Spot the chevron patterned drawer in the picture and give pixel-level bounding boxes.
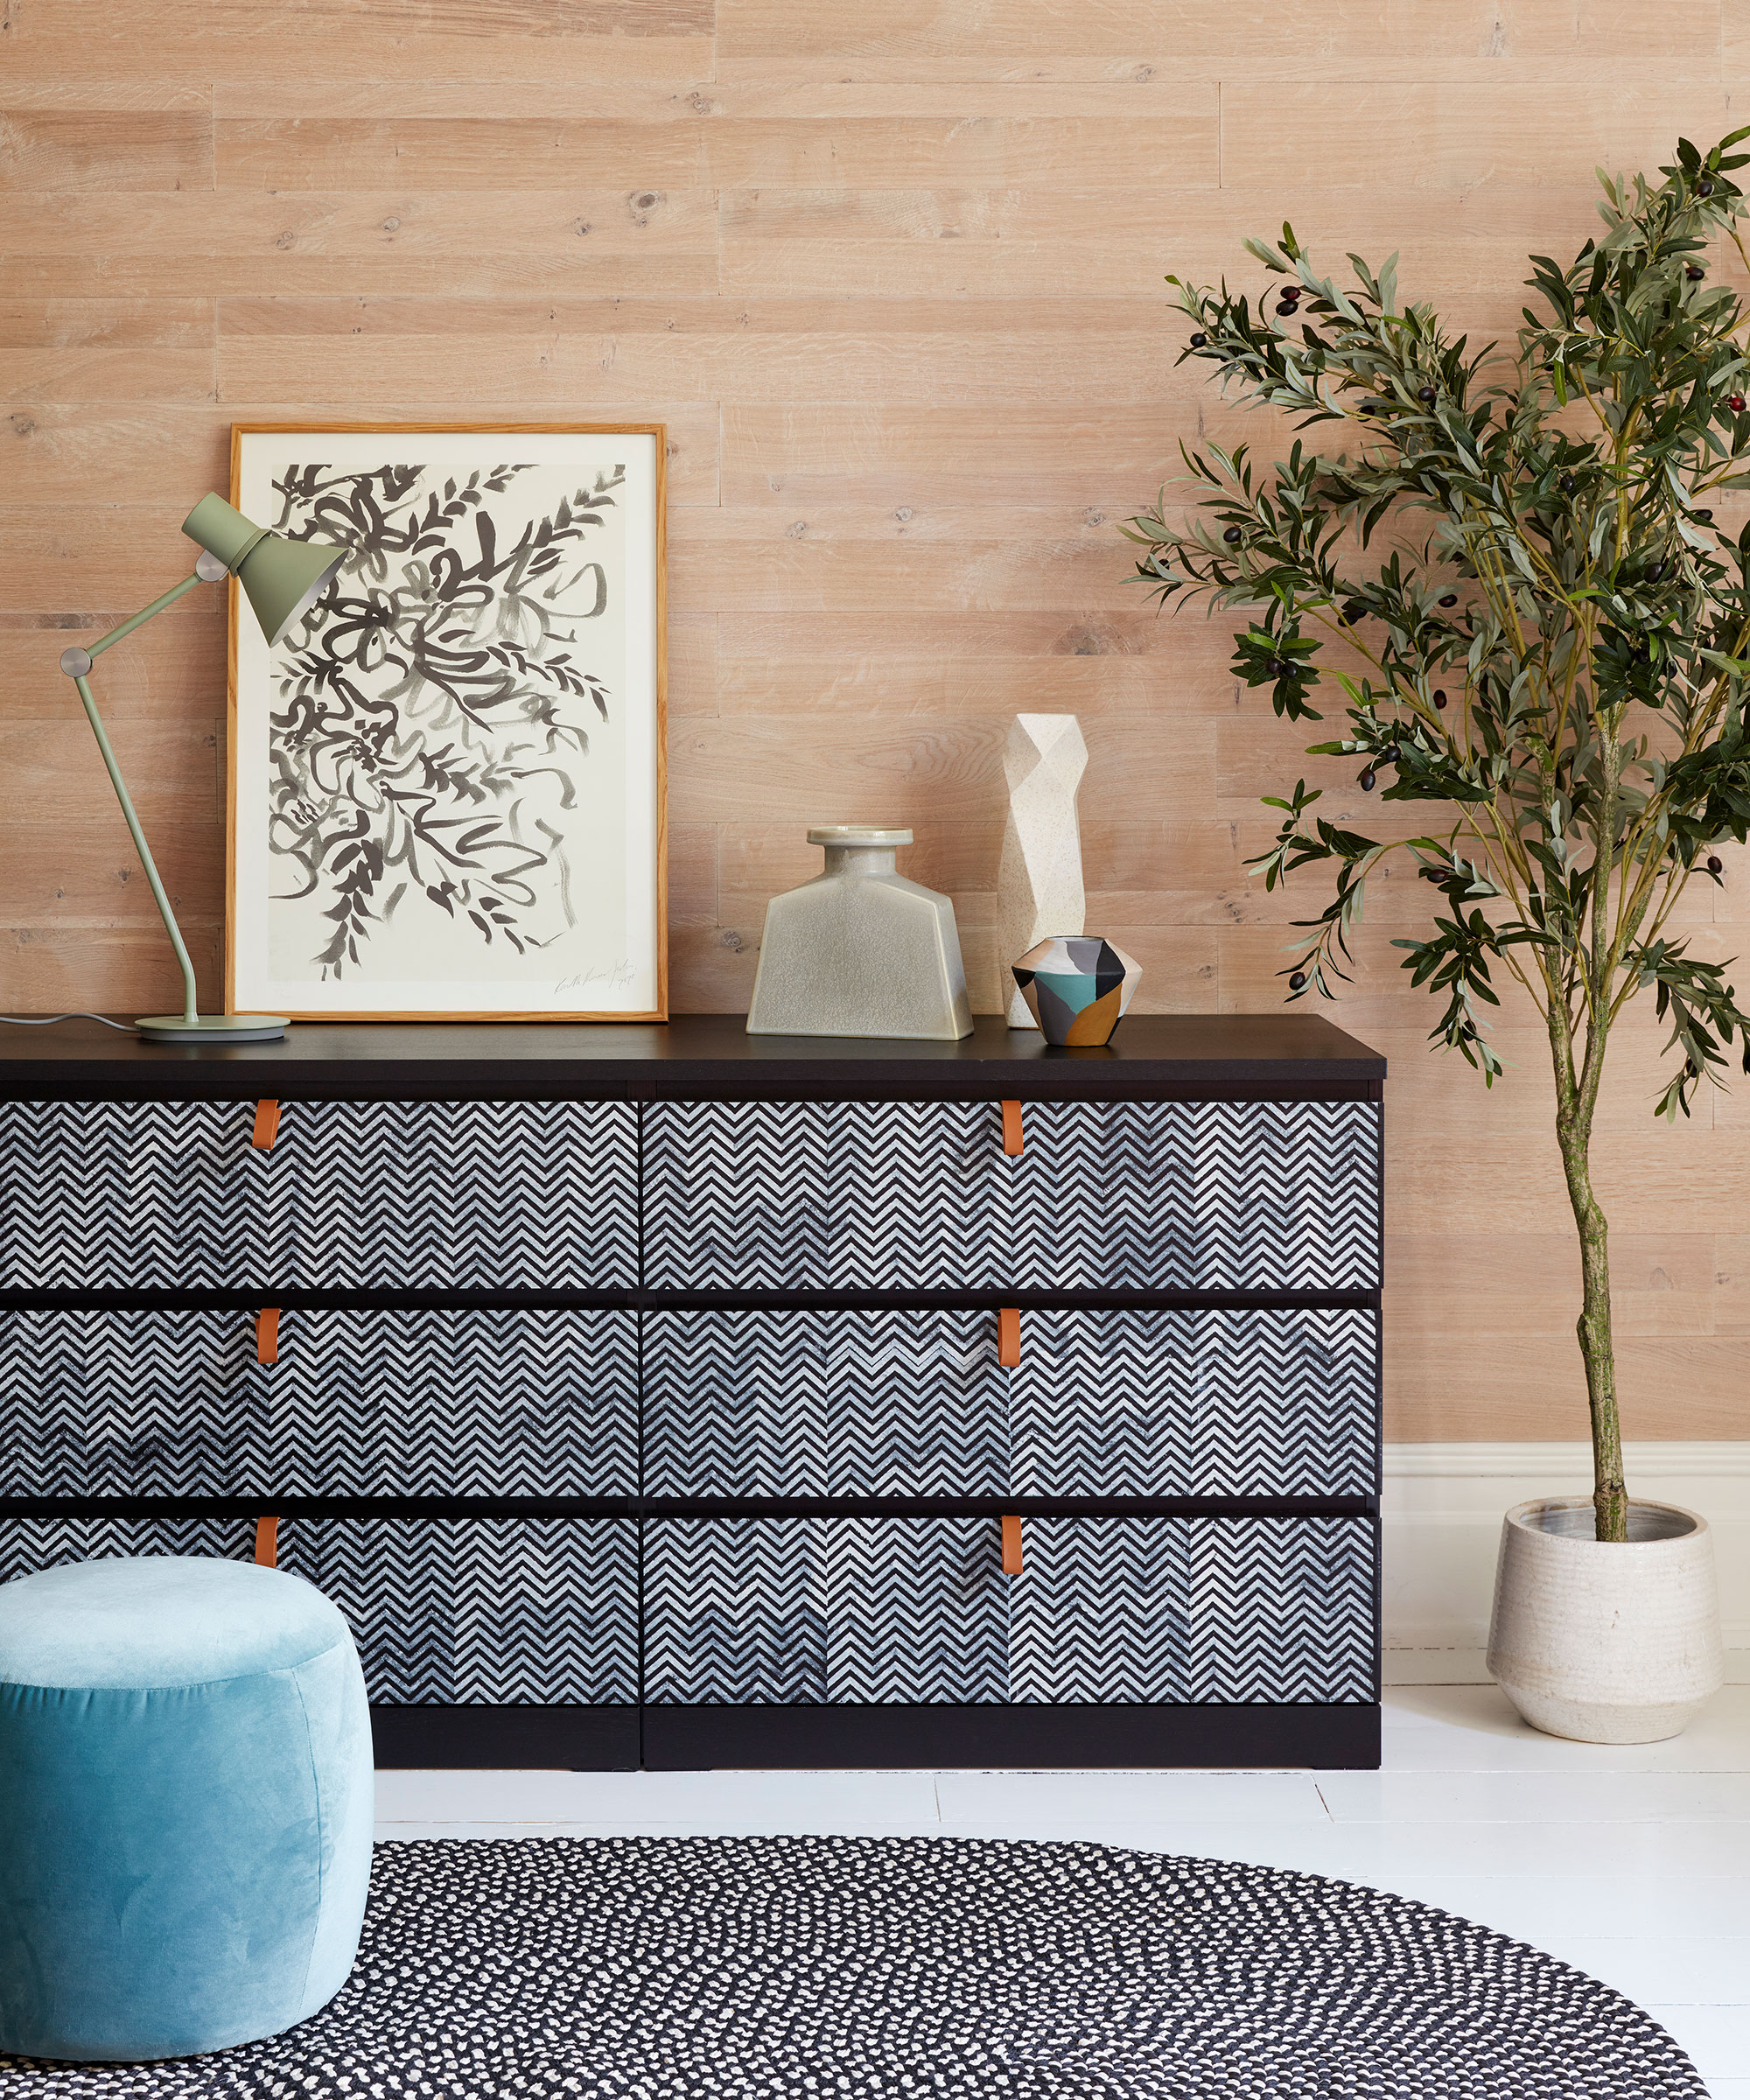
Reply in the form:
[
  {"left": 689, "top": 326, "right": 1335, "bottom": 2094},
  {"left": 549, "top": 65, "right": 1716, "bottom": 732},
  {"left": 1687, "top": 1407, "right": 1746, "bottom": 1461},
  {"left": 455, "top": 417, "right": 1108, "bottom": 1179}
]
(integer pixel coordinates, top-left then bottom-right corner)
[
  {"left": 0, "top": 1306, "right": 637, "bottom": 1497},
  {"left": 1008, "top": 1516, "right": 1376, "bottom": 1704},
  {"left": 1009, "top": 1306, "right": 1377, "bottom": 1496},
  {"left": 644, "top": 1308, "right": 1009, "bottom": 1496},
  {"left": 641, "top": 1099, "right": 1381, "bottom": 1289},
  {"left": 0, "top": 1099, "right": 637, "bottom": 1288},
  {"left": 644, "top": 1517, "right": 1009, "bottom": 1703},
  {"left": 276, "top": 1518, "right": 638, "bottom": 1704},
  {"left": 642, "top": 1516, "right": 1373, "bottom": 1706},
  {"left": 643, "top": 1305, "right": 1375, "bottom": 1497},
  {"left": 0, "top": 1516, "right": 639, "bottom": 1705}
]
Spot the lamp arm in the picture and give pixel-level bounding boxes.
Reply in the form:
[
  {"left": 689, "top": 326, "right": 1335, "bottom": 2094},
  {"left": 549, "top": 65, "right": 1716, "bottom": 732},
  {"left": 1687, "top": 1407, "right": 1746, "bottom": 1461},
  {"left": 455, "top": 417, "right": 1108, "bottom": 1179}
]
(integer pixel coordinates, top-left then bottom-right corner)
[
  {"left": 61, "top": 564, "right": 220, "bottom": 1030},
  {"left": 88, "top": 569, "right": 208, "bottom": 662}
]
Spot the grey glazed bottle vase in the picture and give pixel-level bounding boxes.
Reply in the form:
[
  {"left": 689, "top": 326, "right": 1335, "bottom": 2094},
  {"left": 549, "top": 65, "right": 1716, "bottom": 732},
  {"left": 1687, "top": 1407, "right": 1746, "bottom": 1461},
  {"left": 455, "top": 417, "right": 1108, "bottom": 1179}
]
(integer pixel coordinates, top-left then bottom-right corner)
[{"left": 746, "top": 828, "right": 974, "bottom": 1040}]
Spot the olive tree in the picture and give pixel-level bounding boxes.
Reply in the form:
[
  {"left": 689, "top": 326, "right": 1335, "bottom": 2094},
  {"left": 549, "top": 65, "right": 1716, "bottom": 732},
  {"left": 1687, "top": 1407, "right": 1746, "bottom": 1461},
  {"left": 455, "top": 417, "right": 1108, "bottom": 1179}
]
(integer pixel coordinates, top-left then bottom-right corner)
[{"left": 1124, "top": 132, "right": 1750, "bottom": 1541}]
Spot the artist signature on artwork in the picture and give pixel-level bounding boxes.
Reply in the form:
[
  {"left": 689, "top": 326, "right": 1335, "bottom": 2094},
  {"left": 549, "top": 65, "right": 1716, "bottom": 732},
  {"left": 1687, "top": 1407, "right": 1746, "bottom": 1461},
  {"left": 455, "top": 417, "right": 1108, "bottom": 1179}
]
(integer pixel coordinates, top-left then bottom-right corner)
[{"left": 554, "top": 962, "right": 636, "bottom": 992}]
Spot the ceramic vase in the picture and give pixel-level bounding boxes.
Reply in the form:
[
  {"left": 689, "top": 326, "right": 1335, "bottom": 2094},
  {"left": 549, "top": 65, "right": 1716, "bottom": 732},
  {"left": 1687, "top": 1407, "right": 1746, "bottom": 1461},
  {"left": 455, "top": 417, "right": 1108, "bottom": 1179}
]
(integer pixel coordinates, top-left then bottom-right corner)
[
  {"left": 746, "top": 827, "right": 974, "bottom": 1040},
  {"left": 997, "top": 715, "right": 1088, "bottom": 1026},
  {"left": 1011, "top": 935, "right": 1142, "bottom": 1046},
  {"left": 1486, "top": 1496, "right": 1724, "bottom": 1743}
]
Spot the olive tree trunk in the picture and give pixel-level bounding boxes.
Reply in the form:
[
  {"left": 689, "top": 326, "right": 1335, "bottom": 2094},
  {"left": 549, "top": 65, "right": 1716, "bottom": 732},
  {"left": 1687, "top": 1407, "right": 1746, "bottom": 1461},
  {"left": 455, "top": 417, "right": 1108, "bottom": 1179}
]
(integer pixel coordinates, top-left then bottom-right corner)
[{"left": 1550, "top": 1005, "right": 1628, "bottom": 1543}]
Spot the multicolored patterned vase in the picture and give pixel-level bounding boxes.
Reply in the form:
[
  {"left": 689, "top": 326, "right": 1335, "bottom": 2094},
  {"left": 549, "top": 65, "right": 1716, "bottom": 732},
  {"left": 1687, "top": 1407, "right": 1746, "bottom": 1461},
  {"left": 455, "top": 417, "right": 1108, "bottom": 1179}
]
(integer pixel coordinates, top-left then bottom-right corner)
[{"left": 1011, "top": 935, "right": 1142, "bottom": 1046}]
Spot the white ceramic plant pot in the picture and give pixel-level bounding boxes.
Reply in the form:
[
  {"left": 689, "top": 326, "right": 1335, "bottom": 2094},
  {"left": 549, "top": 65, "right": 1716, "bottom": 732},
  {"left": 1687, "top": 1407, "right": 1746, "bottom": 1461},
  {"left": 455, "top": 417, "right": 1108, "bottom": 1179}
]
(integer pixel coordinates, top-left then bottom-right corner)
[{"left": 1486, "top": 1497, "right": 1724, "bottom": 1744}]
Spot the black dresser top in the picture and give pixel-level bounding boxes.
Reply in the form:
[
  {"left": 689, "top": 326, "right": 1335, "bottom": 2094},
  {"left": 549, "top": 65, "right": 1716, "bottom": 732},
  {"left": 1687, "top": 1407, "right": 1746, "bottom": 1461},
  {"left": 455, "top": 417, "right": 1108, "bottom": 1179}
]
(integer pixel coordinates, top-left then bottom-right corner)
[{"left": 0, "top": 1013, "right": 1383, "bottom": 1102}]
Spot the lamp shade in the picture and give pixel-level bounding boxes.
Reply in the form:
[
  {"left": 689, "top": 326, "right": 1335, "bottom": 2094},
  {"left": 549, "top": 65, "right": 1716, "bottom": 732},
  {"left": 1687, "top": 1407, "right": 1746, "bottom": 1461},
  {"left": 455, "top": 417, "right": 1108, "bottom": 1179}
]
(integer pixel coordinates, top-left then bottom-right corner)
[{"left": 181, "top": 494, "right": 344, "bottom": 647}]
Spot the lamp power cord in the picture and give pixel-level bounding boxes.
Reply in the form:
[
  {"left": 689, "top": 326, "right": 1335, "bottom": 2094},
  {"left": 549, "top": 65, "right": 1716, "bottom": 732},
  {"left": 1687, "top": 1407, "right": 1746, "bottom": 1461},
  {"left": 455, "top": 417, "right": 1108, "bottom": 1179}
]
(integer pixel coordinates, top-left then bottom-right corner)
[{"left": 0, "top": 1014, "right": 139, "bottom": 1032}]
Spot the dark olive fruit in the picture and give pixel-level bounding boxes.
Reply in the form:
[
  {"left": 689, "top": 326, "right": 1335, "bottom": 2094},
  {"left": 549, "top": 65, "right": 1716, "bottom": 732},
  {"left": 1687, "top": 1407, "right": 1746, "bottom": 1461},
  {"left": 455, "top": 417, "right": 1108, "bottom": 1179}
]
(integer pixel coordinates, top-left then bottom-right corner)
[
  {"left": 1731, "top": 393, "right": 1746, "bottom": 412},
  {"left": 1189, "top": 331, "right": 1208, "bottom": 347},
  {"left": 1559, "top": 472, "right": 1577, "bottom": 494},
  {"left": 1439, "top": 592, "right": 1459, "bottom": 607},
  {"left": 1279, "top": 290, "right": 1299, "bottom": 308},
  {"left": 1223, "top": 526, "right": 1243, "bottom": 543},
  {"left": 1433, "top": 689, "right": 1449, "bottom": 710},
  {"left": 1460, "top": 1022, "right": 1477, "bottom": 1040},
  {"left": 1288, "top": 970, "right": 1307, "bottom": 990},
  {"left": 1689, "top": 264, "right": 1706, "bottom": 281},
  {"left": 1709, "top": 854, "right": 1725, "bottom": 875},
  {"left": 1418, "top": 386, "right": 1437, "bottom": 403},
  {"left": 1272, "top": 658, "right": 1300, "bottom": 678},
  {"left": 1380, "top": 746, "right": 1400, "bottom": 764},
  {"left": 1696, "top": 508, "right": 1715, "bottom": 523},
  {"left": 1340, "top": 599, "right": 1368, "bottom": 625},
  {"left": 1646, "top": 562, "right": 1666, "bottom": 582},
  {"left": 1698, "top": 178, "right": 1716, "bottom": 197},
  {"left": 1359, "top": 767, "right": 1377, "bottom": 791}
]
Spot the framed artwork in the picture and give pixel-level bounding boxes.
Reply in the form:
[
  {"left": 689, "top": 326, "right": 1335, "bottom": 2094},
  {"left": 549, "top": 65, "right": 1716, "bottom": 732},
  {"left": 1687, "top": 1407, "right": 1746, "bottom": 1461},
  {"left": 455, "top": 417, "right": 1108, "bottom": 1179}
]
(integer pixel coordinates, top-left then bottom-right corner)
[{"left": 226, "top": 424, "right": 667, "bottom": 1021}]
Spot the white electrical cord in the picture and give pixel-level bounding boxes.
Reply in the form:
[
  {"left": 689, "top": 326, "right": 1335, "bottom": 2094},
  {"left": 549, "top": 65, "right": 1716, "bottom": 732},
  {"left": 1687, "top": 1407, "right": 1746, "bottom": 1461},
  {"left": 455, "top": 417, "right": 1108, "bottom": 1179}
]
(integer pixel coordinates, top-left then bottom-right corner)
[{"left": 0, "top": 1013, "right": 138, "bottom": 1032}]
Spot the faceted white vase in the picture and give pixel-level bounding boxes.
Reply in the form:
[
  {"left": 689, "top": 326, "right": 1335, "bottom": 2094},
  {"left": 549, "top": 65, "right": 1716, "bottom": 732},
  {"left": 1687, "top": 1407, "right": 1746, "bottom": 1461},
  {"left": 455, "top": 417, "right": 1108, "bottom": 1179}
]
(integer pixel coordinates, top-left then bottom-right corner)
[
  {"left": 997, "top": 714, "right": 1088, "bottom": 1026},
  {"left": 1486, "top": 1496, "right": 1724, "bottom": 1744},
  {"left": 746, "top": 826, "right": 974, "bottom": 1040}
]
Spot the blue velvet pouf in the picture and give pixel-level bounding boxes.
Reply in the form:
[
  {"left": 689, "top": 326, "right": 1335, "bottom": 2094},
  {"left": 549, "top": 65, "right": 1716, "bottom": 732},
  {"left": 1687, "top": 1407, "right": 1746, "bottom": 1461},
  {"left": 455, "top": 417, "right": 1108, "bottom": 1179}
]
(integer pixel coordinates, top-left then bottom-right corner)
[{"left": 0, "top": 1556, "right": 374, "bottom": 2062}]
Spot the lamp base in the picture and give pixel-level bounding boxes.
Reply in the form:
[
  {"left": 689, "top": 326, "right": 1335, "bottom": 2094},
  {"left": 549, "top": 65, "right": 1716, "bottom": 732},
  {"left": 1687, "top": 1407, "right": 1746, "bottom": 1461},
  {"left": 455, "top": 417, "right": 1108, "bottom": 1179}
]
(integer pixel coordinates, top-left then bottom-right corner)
[{"left": 136, "top": 1013, "right": 290, "bottom": 1045}]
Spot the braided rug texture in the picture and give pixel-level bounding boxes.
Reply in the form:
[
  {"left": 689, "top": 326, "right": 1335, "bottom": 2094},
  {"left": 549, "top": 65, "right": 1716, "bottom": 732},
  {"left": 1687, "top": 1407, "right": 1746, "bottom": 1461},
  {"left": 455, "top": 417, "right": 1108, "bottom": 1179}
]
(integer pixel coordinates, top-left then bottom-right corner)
[{"left": 0, "top": 1836, "right": 1707, "bottom": 2099}]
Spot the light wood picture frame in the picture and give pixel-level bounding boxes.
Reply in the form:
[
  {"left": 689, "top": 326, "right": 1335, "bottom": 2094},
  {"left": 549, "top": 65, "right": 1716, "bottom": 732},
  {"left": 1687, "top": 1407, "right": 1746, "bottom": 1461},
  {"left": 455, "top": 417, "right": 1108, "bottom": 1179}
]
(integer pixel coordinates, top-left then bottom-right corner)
[{"left": 226, "top": 423, "right": 668, "bottom": 1022}]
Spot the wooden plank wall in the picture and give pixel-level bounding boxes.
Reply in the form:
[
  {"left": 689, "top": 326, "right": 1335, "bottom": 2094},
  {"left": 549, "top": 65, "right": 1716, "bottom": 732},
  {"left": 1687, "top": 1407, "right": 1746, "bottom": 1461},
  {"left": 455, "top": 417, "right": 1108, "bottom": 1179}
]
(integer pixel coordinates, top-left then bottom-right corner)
[{"left": 1, "top": 0, "right": 1745, "bottom": 1443}]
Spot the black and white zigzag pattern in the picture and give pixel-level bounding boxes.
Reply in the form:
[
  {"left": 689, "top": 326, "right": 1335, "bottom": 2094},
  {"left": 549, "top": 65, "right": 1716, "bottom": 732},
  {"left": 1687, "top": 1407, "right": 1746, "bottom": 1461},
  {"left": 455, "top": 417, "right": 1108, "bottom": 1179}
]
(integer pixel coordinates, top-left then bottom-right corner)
[
  {"left": 277, "top": 1518, "right": 637, "bottom": 1704},
  {"left": 0, "top": 1100, "right": 637, "bottom": 1289},
  {"left": 0, "top": 1302, "right": 1374, "bottom": 1502},
  {"left": 1010, "top": 1306, "right": 1376, "bottom": 1496},
  {"left": 1009, "top": 1517, "right": 1375, "bottom": 1704},
  {"left": 0, "top": 1837, "right": 1704, "bottom": 2100},
  {"left": 642, "top": 1099, "right": 1381, "bottom": 1289},
  {"left": 643, "top": 1516, "right": 1374, "bottom": 1705},
  {"left": 643, "top": 1518, "right": 1010, "bottom": 1704},
  {"left": 642, "top": 1306, "right": 1375, "bottom": 1497},
  {"left": 0, "top": 1308, "right": 637, "bottom": 1497},
  {"left": 0, "top": 1515, "right": 256, "bottom": 1580},
  {"left": 0, "top": 1516, "right": 638, "bottom": 1705},
  {"left": 644, "top": 1310, "right": 1009, "bottom": 1496}
]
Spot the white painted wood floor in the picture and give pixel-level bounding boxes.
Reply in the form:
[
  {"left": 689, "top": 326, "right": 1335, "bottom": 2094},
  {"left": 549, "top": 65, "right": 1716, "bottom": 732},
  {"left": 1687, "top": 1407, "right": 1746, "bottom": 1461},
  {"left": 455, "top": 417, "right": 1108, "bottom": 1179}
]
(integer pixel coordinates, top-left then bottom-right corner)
[{"left": 375, "top": 1684, "right": 1750, "bottom": 2096}]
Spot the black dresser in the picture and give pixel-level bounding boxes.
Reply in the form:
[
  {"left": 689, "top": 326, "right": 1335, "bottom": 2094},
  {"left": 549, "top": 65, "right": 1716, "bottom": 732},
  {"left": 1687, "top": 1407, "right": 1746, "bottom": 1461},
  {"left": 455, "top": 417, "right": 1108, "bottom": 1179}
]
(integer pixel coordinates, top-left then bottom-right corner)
[{"left": 0, "top": 1015, "right": 1385, "bottom": 1770}]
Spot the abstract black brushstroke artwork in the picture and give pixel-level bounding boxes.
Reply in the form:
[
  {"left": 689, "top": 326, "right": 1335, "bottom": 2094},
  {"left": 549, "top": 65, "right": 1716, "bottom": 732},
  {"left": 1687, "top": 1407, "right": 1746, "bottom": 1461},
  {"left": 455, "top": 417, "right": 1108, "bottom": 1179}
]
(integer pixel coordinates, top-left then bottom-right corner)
[
  {"left": 269, "top": 458, "right": 617, "bottom": 978},
  {"left": 228, "top": 427, "right": 666, "bottom": 1020}
]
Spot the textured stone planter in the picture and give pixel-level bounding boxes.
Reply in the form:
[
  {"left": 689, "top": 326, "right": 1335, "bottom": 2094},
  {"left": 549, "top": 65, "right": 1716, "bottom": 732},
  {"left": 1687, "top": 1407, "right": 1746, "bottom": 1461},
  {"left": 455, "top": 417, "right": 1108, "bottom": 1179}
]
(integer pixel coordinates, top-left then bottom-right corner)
[{"left": 1486, "top": 1496, "right": 1724, "bottom": 1744}]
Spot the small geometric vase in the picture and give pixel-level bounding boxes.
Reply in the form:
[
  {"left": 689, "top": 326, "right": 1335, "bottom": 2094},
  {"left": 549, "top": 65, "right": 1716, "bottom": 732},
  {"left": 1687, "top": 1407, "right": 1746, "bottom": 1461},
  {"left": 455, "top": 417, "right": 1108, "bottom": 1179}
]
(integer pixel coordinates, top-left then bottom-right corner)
[{"left": 1012, "top": 935, "right": 1142, "bottom": 1046}]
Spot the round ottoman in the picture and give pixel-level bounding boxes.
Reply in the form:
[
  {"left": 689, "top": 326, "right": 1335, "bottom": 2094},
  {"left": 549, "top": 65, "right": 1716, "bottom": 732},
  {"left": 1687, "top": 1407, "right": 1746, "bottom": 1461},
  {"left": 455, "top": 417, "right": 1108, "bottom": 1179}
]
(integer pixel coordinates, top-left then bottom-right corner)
[{"left": 0, "top": 1555, "right": 374, "bottom": 2062}]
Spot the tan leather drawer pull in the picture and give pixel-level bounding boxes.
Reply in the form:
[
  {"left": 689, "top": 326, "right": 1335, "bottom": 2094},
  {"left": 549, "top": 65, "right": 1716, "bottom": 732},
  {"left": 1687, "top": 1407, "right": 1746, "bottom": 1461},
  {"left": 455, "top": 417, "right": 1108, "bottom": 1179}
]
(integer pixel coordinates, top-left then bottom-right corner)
[
  {"left": 256, "top": 1307, "right": 280, "bottom": 1365},
  {"left": 998, "top": 1306, "right": 1020, "bottom": 1368},
  {"left": 1000, "top": 1515, "right": 1023, "bottom": 1575},
  {"left": 253, "top": 1516, "right": 279, "bottom": 1569},
  {"left": 252, "top": 1099, "right": 281, "bottom": 1150},
  {"left": 1000, "top": 1100, "right": 1024, "bottom": 1156}
]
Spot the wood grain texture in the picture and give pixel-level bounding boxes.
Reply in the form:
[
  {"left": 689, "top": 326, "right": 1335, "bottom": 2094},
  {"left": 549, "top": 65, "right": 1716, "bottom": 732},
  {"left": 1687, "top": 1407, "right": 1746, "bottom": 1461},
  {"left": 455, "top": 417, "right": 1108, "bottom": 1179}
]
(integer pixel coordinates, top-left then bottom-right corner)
[{"left": 1, "top": 0, "right": 1746, "bottom": 1439}]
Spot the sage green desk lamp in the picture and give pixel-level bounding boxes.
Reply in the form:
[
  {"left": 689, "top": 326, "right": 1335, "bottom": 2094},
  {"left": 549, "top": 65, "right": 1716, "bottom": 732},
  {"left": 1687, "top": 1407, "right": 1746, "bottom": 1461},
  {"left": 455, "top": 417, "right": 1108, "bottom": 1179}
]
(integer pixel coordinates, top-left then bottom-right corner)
[{"left": 58, "top": 494, "right": 343, "bottom": 1045}]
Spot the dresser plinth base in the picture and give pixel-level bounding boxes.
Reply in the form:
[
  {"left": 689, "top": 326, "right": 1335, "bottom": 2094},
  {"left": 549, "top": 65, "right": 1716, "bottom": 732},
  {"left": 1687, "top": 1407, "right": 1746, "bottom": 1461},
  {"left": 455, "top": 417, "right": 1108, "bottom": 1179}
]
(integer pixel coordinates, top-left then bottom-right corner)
[
  {"left": 367, "top": 1703, "right": 1381, "bottom": 1773},
  {"left": 644, "top": 1701, "right": 1380, "bottom": 1771},
  {"left": 370, "top": 1703, "right": 640, "bottom": 1771}
]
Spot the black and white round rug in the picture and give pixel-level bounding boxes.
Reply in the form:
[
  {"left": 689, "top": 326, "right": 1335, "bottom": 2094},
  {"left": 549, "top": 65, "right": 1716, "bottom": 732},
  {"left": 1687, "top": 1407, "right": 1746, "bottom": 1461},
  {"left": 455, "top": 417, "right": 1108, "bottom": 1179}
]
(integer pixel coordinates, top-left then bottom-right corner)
[{"left": 0, "top": 1837, "right": 1706, "bottom": 2097}]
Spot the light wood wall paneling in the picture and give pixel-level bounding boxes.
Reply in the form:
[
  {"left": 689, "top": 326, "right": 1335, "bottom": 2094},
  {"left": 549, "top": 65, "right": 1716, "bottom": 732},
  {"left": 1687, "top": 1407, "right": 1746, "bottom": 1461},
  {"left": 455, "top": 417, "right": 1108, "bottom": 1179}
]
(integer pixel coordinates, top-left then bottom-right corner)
[{"left": 2, "top": 0, "right": 1746, "bottom": 1441}]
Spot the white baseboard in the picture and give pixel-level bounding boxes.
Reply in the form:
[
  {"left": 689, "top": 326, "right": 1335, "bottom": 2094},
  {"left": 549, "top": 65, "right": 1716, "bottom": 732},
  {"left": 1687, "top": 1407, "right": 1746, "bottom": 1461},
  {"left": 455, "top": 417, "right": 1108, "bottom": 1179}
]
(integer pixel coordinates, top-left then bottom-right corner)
[{"left": 1382, "top": 1441, "right": 1750, "bottom": 1686}]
